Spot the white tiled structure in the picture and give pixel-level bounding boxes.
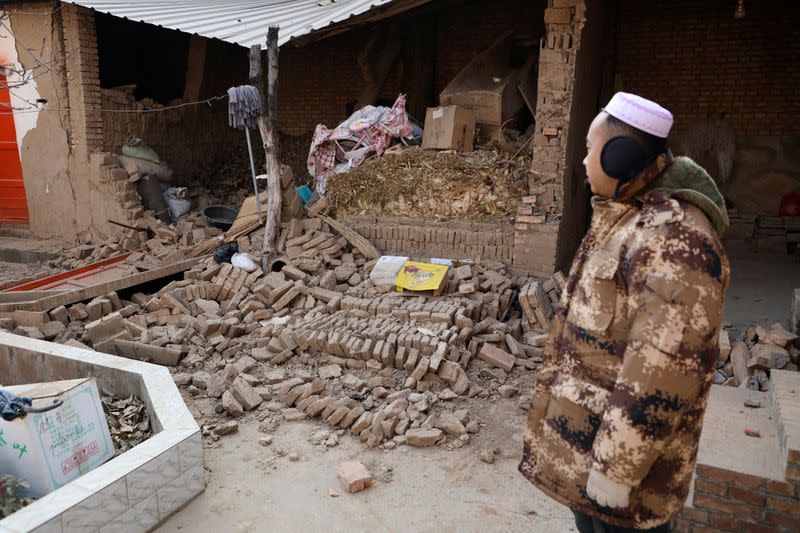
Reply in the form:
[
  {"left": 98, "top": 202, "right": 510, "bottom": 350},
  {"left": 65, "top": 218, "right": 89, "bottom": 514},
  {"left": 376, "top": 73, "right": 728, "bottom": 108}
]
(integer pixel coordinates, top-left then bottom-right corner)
[{"left": 0, "top": 332, "right": 203, "bottom": 533}]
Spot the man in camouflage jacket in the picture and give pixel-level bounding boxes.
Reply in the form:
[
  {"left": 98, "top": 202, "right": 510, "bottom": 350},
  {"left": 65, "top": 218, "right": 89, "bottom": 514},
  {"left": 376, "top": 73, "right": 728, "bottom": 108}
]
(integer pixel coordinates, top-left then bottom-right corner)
[{"left": 519, "top": 93, "right": 730, "bottom": 532}]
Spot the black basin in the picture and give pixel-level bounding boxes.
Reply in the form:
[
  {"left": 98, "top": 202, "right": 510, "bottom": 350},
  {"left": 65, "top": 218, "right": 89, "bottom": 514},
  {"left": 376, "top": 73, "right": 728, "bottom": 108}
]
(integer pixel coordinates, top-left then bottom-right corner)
[{"left": 203, "top": 205, "right": 238, "bottom": 230}]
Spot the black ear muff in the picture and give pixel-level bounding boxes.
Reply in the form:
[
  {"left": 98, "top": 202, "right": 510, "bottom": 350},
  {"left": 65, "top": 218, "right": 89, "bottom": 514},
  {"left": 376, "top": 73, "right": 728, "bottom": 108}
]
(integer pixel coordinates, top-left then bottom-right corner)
[{"left": 600, "top": 136, "right": 648, "bottom": 183}]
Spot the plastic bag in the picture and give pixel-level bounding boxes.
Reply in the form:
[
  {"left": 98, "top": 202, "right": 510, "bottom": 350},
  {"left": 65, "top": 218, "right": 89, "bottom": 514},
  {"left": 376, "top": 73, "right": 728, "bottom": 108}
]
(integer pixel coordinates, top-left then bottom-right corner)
[
  {"left": 369, "top": 255, "right": 409, "bottom": 286},
  {"left": 213, "top": 243, "right": 239, "bottom": 264},
  {"left": 122, "top": 136, "right": 163, "bottom": 165},
  {"left": 231, "top": 253, "right": 259, "bottom": 273},
  {"left": 164, "top": 187, "right": 191, "bottom": 221},
  {"left": 118, "top": 155, "right": 174, "bottom": 183}
]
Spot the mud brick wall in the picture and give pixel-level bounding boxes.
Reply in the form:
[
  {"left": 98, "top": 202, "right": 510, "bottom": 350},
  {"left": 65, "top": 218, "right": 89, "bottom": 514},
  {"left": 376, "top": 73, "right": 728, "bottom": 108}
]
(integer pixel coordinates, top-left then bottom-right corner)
[
  {"left": 615, "top": 0, "right": 800, "bottom": 137},
  {"left": 99, "top": 88, "right": 241, "bottom": 182},
  {"left": 343, "top": 216, "right": 515, "bottom": 264},
  {"left": 676, "top": 464, "right": 800, "bottom": 532},
  {"left": 513, "top": 198, "right": 559, "bottom": 277},
  {"left": 62, "top": 3, "right": 103, "bottom": 153},
  {"left": 517, "top": 0, "right": 593, "bottom": 275}
]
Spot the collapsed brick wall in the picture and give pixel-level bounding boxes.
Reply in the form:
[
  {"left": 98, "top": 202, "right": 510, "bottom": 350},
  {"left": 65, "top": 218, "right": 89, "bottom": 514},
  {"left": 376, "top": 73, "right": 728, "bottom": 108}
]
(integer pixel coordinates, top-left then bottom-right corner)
[
  {"left": 615, "top": 0, "right": 800, "bottom": 137},
  {"left": 343, "top": 216, "right": 515, "bottom": 264}
]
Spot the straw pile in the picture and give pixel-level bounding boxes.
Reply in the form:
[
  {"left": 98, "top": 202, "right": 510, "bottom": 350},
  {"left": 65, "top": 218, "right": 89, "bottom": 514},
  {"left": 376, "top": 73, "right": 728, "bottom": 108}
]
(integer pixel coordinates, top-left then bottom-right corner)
[{"left": 324, "top": 132, "right": 531, "bottom": 222}]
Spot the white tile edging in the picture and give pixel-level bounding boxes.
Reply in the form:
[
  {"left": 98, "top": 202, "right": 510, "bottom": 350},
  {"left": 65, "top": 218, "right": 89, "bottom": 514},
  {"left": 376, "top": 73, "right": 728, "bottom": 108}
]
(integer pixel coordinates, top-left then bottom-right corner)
[{"left": 0, "top": 332, "right": 204, "bottom": 533}]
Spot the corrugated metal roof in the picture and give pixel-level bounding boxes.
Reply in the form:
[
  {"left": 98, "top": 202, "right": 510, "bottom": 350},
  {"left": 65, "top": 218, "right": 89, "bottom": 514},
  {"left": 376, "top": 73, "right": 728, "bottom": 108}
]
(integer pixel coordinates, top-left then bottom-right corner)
[{"left": 61, "top": 0, "right": 398, "bottom": 47}]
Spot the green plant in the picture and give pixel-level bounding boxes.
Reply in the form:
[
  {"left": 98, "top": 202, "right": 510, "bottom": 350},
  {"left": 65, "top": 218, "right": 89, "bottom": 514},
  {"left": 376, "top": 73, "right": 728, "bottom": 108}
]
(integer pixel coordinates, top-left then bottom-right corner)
[{"left": 0, "top": 474, "right": 35, "bottom": 518}]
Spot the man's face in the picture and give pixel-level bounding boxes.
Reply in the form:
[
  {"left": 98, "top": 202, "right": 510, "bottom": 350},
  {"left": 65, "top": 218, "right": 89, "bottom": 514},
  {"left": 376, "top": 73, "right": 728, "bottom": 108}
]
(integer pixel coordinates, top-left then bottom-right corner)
[{"left": 583, "top": 112, "right": 619, "bottom": 198}]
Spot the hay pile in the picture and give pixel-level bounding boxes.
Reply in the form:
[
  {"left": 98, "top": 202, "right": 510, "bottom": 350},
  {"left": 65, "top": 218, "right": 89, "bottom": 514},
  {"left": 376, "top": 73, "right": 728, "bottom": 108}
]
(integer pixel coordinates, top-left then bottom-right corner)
[{"left": 325, "top": 132, "right": 531, "bottom": 222}]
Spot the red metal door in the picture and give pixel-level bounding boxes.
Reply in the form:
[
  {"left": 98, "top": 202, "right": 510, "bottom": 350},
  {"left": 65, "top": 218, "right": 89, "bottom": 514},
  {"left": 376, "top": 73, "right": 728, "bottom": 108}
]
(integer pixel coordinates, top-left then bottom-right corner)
[{"left": 0, "top": 73, "right": 29, "bottom": 224}]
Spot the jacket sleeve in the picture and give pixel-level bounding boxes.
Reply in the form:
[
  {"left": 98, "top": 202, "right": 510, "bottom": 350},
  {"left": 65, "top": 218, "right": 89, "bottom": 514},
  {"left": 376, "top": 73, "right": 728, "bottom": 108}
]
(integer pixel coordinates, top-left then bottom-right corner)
[{"left": 589, "top": 225, "right": 728, "bottom": 487}]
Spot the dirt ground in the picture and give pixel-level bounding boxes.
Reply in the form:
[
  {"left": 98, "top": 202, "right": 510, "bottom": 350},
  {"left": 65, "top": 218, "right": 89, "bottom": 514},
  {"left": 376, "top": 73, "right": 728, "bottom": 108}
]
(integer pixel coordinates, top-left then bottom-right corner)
[
  {"left": 723, "top": 242, "right": 800, "bottom": 331},
  {"left": 157, "top": 399, "right": 574, "bottom": 533},
  {"left": 154, "top": 241, "right": 799, "bottom": 533}
]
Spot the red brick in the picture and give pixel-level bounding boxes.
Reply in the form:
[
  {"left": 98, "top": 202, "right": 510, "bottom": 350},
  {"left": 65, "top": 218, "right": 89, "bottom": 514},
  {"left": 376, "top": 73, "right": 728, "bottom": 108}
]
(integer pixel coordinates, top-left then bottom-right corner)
[
  {"left": 786, "top": 464, "right": 800, "bottom": 483},
  {"left": 681, "top": 508, "right": 710, "bottom": 525},
  {"left": 696, "top": 465, "right": 766, "bottom": 490},
  {"left": 673, "top": 518, "right": 691, "bottom": 533},
  {"left": 764, "top": 510, "right": 800, "bottom": 531},
  {"left": 694, "top": 494, "right": 764, "bottom": 523},
  {"left": 744, "top": 524, "right": 780, "bottom": 533},
  {"left": 696, "top": 479, "right": 728, "bottom": 498},
  {"left": 788, "top": 448, "right": 800, "bottom": 466},
  {"left": 708, "top": 512, "right": 741, "bottom": 532},
  {"left": 764, "top": 480, "right": 796, "bottom": 498},
  {"left": 728, "top": 487, "right": 765, "bottom": 506},
  {"left": 615, "top": 0, "right": 799, "bottom": 137},
  {"left": 765, "top": 495, "right": 800, "bottom": 516}
]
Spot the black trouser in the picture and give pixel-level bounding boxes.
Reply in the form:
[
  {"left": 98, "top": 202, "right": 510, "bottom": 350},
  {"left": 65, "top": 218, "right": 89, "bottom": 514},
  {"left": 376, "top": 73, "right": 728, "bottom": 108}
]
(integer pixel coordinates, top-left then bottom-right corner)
[{"left": 573, "top": 512, "right": 671, "bottom": 533}]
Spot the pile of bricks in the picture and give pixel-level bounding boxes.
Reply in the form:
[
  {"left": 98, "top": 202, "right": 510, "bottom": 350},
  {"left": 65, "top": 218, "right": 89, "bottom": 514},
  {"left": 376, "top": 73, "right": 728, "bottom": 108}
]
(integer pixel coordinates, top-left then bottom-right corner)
[
  {"left": 715, "top": 323, "right": 799, "bottom": 391},
  {"left": 519, "top": 272, "right": 564, "bottom": 331},
  {"left": 2, "top": 212, "right": 564, "bottom": 451},
  {"left": 54, "top": 207, "right": 222, "bottom": 272}
]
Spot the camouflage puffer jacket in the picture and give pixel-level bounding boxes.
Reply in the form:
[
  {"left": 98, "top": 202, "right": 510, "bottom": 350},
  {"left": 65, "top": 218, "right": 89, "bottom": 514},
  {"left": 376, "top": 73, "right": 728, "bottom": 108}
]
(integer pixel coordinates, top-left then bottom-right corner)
[{"left": 519, "top": 154, "right": 730, "bottom": 529}]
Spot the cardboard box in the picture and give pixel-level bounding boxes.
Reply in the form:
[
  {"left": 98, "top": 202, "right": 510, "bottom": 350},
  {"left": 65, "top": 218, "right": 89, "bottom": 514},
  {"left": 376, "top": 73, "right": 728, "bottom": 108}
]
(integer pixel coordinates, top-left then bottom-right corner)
[
  {"left": 440, "top": 32, "right": 537, "bottom": 129},
  {"left": 395, "top": 261, "right": 449, "bottom": 296},
  {"left": 422, "top": 106, "right": 475, "bottom": 151},
  {"left": 0, "top": 378, "right": 115, "bottom": 498}
]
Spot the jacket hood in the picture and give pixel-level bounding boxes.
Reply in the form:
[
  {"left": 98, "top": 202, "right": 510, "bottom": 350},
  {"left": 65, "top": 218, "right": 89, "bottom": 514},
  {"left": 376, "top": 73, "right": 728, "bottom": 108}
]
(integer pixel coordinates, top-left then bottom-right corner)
[{"left": 643, "top": 156, "right": 729, "bottom": 236}]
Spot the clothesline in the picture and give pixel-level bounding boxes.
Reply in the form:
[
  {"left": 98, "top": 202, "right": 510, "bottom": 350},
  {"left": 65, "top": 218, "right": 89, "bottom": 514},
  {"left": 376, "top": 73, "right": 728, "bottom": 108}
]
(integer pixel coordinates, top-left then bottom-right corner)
[{"left": 0, "top": 94, "right": 229, "bottom": 115}]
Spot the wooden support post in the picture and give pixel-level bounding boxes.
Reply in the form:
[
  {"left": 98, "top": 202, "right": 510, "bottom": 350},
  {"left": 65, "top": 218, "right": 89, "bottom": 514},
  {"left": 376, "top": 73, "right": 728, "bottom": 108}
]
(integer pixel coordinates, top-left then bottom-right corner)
[{"left": 249, "top": 27, "right": 283, "bottom": 273}]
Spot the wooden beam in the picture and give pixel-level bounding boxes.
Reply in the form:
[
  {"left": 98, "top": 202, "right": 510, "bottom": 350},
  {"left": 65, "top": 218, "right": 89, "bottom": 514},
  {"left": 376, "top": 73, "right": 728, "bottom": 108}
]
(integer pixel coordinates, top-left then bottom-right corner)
[
  {"left": 250, "top": 27, "right": 283, "bottom": 272},
  {"left": 0, "top": 258, "right": 199, "bottom": 313},
  {"left": 183, "top": 35, "right": 208, "bottom": 101}
]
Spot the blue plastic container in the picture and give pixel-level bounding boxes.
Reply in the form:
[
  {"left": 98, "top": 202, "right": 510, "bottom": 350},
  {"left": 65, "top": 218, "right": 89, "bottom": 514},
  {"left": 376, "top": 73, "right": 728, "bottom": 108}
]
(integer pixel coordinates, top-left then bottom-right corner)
[{"left": 296, "top": 185, "right": 313, "bottom": 205}]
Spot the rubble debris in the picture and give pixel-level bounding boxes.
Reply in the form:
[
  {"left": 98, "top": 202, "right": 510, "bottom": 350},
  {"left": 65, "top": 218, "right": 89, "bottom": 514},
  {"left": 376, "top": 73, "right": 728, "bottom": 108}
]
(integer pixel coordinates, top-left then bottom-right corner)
[
  {"left": 480, "top": 449, "right": 495, "bottom": 464},
  {"left": 0, "top": 212, "right": 568, "bottom": 456},
  {"left": 214, "top": 421, "right": 239, "bottom": 436},
  {"left": 406, "top": 428, "right": 444, "bottom": 447},
  {"left": 337, "top": 461, "right": 374, "bottom": 493},
  {"left": 716, "top": 322, "right": 799, "bottom": 392}
]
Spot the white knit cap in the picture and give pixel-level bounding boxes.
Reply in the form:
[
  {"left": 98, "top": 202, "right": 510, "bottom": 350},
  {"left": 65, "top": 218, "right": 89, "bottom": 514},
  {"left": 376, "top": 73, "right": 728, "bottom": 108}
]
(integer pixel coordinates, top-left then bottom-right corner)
[{"left": 604, "top": 92, "right": 673, "bottom": 138}]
